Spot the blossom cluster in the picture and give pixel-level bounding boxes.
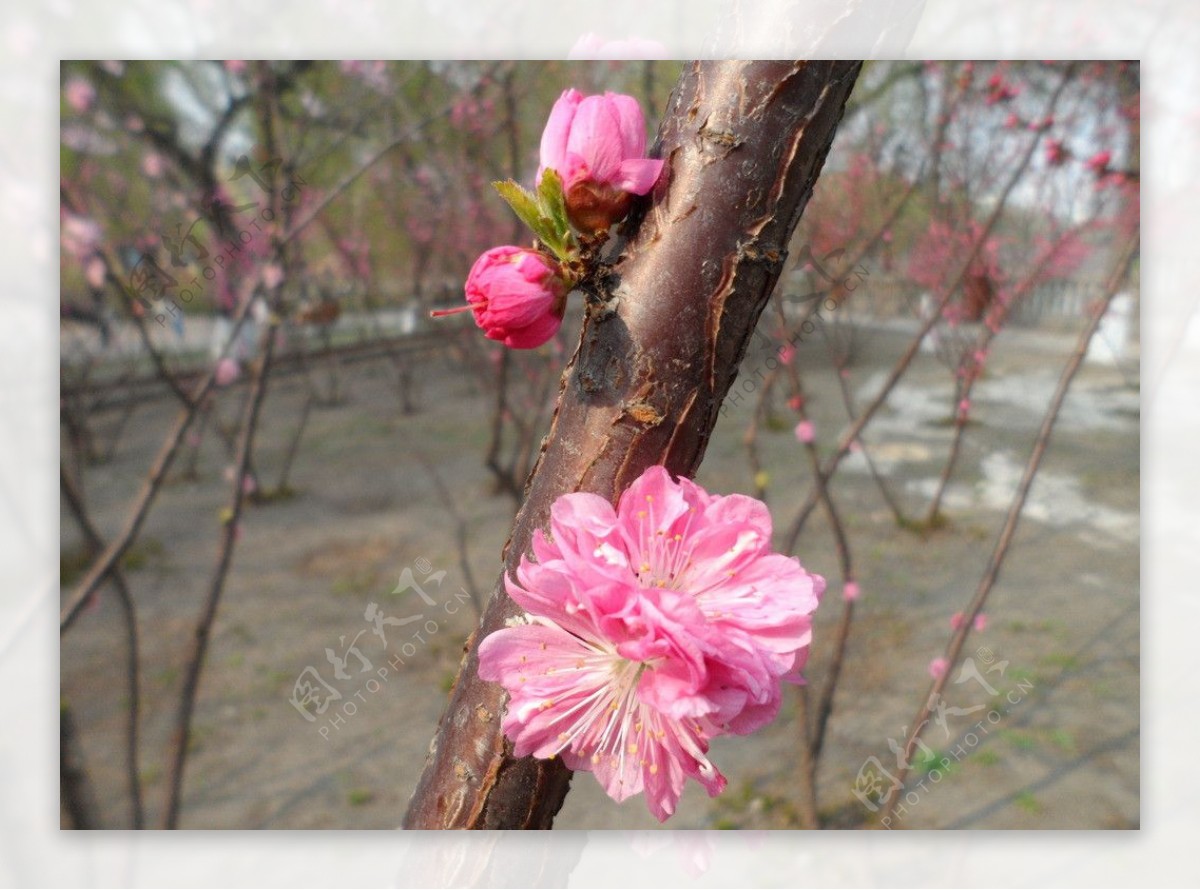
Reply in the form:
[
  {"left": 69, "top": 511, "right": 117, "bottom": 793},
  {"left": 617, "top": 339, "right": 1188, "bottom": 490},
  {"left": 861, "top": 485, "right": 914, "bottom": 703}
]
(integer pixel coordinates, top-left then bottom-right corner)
[{"left": 433, "top": 89, "right": 663, "bottom": 349}]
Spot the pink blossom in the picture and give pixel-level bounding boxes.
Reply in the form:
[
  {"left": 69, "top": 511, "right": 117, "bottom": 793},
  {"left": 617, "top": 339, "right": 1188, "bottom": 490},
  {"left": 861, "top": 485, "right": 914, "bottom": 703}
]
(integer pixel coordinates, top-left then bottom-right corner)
[
  {"left": 61, "top": 213, "right": 101, "bottom": 259},
  {"left": 223, "top": 59, "right": 247, "bottom": 74},
  {"left": 957, "top": 398, "right": 971, "bottom": 418},
  {"left": 787, "top": 394, "right": 805, "bottom": 411},
  {"left": 214, "top": 357, "right": 240, "bottom": 387},
  {"left": 433, "top": 246, "right": 569, "bottom": 349},
  {"left": 1003, "top": 112, "right": 1019, "bottom": 129},
  {"left": 64, "top": 77, "right": 95, "bottom": 112},
  {"left": 794, "top": 420, "right": 815, "bottom": 444},
  {"left": 1045, "top": 139, "right": 1067, "bottom": 166},
  {"left": 478, "top": 465, "right": 824, "bottom": 821},
  {"left": 843, "top": 580, "right": 860, "bottom": 602},
  {"left": 84, "top": 256, "right": 106, "bottom": 289},
  {"left": 928, "top": 657, "right": 949, "bottom": 679},
  {"left": 141, "top": 152, "right": 164, "bottom": 178},
  {"left": 538, "top": 89, "right": 664, "bottom": 231},
  {"left": 1084, "top": 149, "right": 1112, "bottom": 175},
  {"left": 261, "top": 263, "right": 284, "bottom": 289},
  {"left": 950, "top": 612, "right": 988, "bottom": 632},
  {"left": 777, "top": 344, "right": 796, "bottom": 366}
]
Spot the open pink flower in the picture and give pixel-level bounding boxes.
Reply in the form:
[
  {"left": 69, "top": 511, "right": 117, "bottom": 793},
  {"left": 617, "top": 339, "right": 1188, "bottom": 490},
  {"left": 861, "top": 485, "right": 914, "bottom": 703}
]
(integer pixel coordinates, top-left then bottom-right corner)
[
  {"left": 538, "top": 88, "right": 663, "bottom": 231},
  {"left": 794, "top": 420, "right": 815, "bottom": 444},
  {"left": 433, "top": 246, "right": 569, "bottom": 349},
  {"left": 478, "top": 465, "right": 824, "bottom": 821}
]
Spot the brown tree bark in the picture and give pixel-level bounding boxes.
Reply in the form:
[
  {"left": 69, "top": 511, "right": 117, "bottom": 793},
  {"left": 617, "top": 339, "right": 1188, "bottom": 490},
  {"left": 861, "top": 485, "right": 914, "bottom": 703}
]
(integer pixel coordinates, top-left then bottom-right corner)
[{"left": 402, "top": 60, "right": 862, "bottom": 830}]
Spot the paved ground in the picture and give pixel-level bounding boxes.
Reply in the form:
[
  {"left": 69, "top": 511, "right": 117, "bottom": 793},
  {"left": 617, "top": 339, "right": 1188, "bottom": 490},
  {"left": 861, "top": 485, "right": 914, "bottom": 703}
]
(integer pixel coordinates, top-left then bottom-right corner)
[{"left": 59, "top": 315, "right": 1139, "bottom": 829}]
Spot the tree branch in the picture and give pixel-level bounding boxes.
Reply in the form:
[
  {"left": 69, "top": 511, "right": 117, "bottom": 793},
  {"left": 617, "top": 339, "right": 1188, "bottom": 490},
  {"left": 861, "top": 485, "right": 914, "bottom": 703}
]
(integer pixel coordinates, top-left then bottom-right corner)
[{"left": 402, "top": 60, "right": 862, "bottom": 830}]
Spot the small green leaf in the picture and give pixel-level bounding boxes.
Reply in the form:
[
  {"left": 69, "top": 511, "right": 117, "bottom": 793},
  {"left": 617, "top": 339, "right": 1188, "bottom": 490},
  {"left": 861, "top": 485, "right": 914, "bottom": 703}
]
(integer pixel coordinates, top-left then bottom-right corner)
[
  {"left": 536, "top": 169, "right": 574, "bottom": 253},
  {"left": 493, "top": 179, "right": 559, "bottom": 251}
]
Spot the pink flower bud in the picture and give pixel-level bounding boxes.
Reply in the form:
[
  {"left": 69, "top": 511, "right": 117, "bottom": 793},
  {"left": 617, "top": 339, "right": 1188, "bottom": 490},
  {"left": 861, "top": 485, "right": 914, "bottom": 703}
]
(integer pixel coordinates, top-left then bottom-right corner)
[
  {"left": 214, "top": 357, "right": 240, "bottom": 387},
  {"left": 928, "top": 657, "right": 949, "bottom": 679},
  {"left": 434, "top": 246, "right": 569, "bottom": 349},
  {"left": 538, "top": 89, "right": 664, "bottom": 232},
  {"left": 1045, "top": 139, "right": 1067, "bottom": 167},
  {"left": 843, "top": 581, "right": 860, "bottom": 602},
  {"left": 777, "top": 344, "right": 796, "bottom": 366},
  {"left": 974, "top": 613, "right": 988, "bottom": 632},
  {"left": 787, "top": 394, "right": 805, "bottom": 411},
  {"left": 1084, "top": 150, "right": 1112, "bottom": 175},
  {"left": 794, "top": 420, "right": 815, "bottom": 444},
  {"left": 958, "top": 398, "right": 971, "bottom": 417}
]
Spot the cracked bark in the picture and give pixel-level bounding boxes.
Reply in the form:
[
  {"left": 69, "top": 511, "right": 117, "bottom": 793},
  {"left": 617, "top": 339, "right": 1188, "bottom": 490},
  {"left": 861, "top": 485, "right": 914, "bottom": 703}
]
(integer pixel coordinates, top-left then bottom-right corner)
[{"left": 402, "top": 60, "right": 862, "bottom": 830}]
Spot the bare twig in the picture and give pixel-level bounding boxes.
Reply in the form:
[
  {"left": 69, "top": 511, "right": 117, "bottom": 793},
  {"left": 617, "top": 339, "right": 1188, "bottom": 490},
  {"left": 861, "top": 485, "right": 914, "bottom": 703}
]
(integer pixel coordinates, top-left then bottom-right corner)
[
  {"left": 60, "top": 466, "right": 144, "bottom": 828},
  {"left": 878, "top": 234, "right": 1138, "bottom": 822}
]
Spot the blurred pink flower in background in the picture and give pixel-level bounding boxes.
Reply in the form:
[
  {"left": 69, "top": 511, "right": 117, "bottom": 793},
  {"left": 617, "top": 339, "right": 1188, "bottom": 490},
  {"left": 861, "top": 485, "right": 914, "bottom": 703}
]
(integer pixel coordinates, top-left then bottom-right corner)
[
  {"left": 478, "top": 465, "right": 824, "bottom": 821},
  {"left": 928, "top": 657, "right": 949, "bottom": 679},
  {"left": 794, "top": 419, "right": 815, "bottom": 444},
  {"left": 84, "top": 256, "right": 106, "bottom": 289},
  {"left": 778, "top": 344, "right": 796, "bottom": 365},
  {"left": 141, "top": 151, "right": 164, "bottom": 178},
  {"left": 843, "top": 580, "right": 860, "bottom": 602},
  {"left": 64, "top": 77, "right": 95, "bottom": 112},
  {"left": 214, "top": 357, "right": 240, "bottom": 387},
  {"left": 261, "top": 263, "right": 284, "bottom": 290}
]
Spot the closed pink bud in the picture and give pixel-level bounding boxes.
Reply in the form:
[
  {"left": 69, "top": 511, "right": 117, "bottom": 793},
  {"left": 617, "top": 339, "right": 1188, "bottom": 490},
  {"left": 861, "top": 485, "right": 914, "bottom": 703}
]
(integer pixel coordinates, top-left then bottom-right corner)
[
  {"left": 538, "top": 89, "right": 664, "bottom": 231},
  {"left": 778, "top": 344, "right": 796, "bottom": 365},
  {"left": 950, "top": 611, "right": 966, "bottom": 630},
  {"left": 974, "top": 613, "right": 988, "bottom": 632},
  {"left": 794, "top": 419, "right": 815, "bottom": 444},
  {"left": 958, "top": 398, "right": 971, "bottom": 416},
  {"left": 843, "top": 581, "right": 860, "bottom": 602},
  {"left": 435, "top": 246, "right": 569, "bottom": 350},
  {"left": 1085, "top": 150, "right": 1112, "bottom": 175},
  {"left": 928, "top": 657, "right": 949, "bottom": 679}
]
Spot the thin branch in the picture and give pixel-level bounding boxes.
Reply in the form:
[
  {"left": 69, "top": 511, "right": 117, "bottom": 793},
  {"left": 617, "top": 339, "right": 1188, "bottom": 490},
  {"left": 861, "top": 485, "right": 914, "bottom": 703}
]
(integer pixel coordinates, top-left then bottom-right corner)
[
  {"left": 878, "top": 233, "right": 1138, "bottom": 822},
  {"left": 59, "top": 465, "right": 144, "bottom": 828}
]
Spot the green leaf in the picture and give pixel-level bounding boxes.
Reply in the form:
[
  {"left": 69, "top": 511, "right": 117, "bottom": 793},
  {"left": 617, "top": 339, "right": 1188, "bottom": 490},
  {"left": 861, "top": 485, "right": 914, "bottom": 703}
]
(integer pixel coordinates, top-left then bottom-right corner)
[
  {"left": 536, "top": 169, "right": 574, "bottom": 253},
  {"left": 493, "top": 179, "right": 559, "bottom": 250}
]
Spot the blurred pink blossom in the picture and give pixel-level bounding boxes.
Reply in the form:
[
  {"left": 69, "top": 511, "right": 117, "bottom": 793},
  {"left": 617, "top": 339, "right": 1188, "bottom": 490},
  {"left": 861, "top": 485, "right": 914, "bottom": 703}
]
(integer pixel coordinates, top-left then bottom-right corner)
[{"left": 65, "top": 77, "right": 95, "bottom": 112}]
